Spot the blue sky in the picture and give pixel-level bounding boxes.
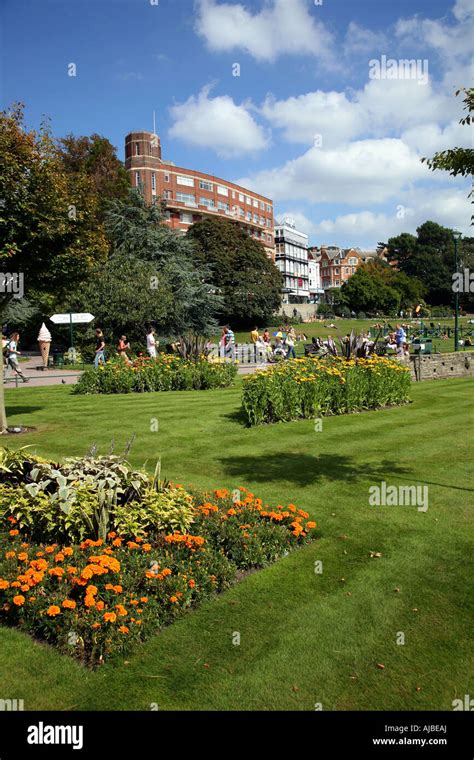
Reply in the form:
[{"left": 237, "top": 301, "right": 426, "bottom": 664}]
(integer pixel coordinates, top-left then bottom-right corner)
[{"left": 1, "top": 0, "right": 472, "bottom": 247}]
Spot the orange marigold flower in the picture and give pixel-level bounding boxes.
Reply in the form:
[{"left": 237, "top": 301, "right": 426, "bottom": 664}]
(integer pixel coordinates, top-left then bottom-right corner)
[
  {"left": 129, "top": 599, "right": 139, "bottom": 606},
  {"left": 48, "top": 567, "right": 65, "bottom": 577},
  {"left": 44, "top": 546, "right": 56, "bottom": 553},
  {"left": 84, "top": 595, "right": 96, "bottom": 608},
  {"left": 91, "top": 622, "right": 101, "bottom": 630},
  {"left": 7, "top": 516, "right": 17, "bottom": 523},
  {"left": 140, "top": 597, "right": 148, "bottom": 603},
  {"left": 9, "top": 529, "right": 19, "bottom": 536},
  {"left": 62, "top": 599, "right": 76, "bottom": 609},
  {"left": 13, "top": 594, "right": 25, "bottom": 606},
  {"left": 67, "top": 566, "right": 77, "bottom": 575},
  {"left": 118, "top": 625, "right": 129, "bottom": 634},
  {"left": 188, "top": 579, "right": 196, "bottom": 588},
  {"left": 47, "top": 605, "right": 61, "bottom": 616},
  {"left": 35, "top": 551, "right": 45, "bottom": 557},
  {"left": 306, "top": 521, "right": 316, "bottom": 529},
  {"left": 10, "top": 581, "right": 21, "bottom": 588},
  {"left": 162, "top": 568, "right": 172, "bottom": 577},
  {"left": 142, "top": 544, "right": 151, "bottom": 552},
  {"left": 115, "top": 604, "right": 128, "bottom": 617},
  {"left": 103, "top": 612, "right": 117, "bottom": 623},
  {"left": 113, "top": 585, "right": 122, "bottom": 593},
  {"left": 17, "top": 552, "right": 28, "bottom": 562},
  {"left": 127, "top": 541, "right": 140, "bottom": 550},
  {"left": 112, "top": 538, "right": 123, "bottom": 547},
  {"left": 54, "top": 552, "right": 65, "bottom": 563},
  {"left": 107, "top": 531, "right": 117, "bottom": 539},
  {"left": 20, "top": 585, "right": 30, "bottom": 592},
  {"left": 169, "top": 596, "right": 178, "bottom": 603},
  {"left": 86, "top": 585, "right": 98, "bottom": 596},
  {"left": 95, "top": 601, "right": 105, "bottom": 611},
  {"left": 62, "top": 547, "right": 73, "bottom": 557},
  {"left": 5, "top": 551, "right": 15, "bottom": 559}
]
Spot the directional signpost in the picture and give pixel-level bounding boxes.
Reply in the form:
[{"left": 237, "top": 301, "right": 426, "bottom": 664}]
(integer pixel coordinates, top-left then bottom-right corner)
[{"left": 50, "top": 313, "right": 95, "bottom": 349}]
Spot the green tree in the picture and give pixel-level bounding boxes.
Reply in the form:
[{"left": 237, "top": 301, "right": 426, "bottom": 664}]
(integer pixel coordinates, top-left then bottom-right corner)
[
  {"left": 0, "top": 104, "right": 107, "bottom": 431},
  {"left": 102, "top": 189, "right": 221, "bottom": 345},
  {"left": 57, "top": 133, "right": 130, "bottom": 219},
  {"left": 185, "top": 217, "right": 282, "bottom": 328}
]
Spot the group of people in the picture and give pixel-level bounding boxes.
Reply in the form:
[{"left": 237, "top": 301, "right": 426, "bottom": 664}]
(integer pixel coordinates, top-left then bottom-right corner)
[
  {"left": 249, "top": 325, "right": 300, "bottom": 360},
  {"left": 93, "top": 327, "right": 159, "bottom": 368}
]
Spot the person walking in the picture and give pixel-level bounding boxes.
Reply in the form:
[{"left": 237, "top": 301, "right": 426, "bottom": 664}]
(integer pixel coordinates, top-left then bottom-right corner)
[
  {"left": 5, "top": 332, "right": 29, "bottom": 382},
  {"left": 117, "top": 335, "right": 131, "bottom": 364},
  {"left": 395, "top": 324, "right": 406, "bottom": 357},
  {"left": 94, "top": 329, "right": 106, "bottom": 368},
  {"left": 286, "top": 327, "right": 296, "bottom": 359},
  {"left": 224, "top": 325, "right": 235, "bottom": 358},
  {"left": 250, "top": 326, "right": 259, "bottom": 344},
  {"left": 146, "top": 327, "right": 157, "bottom": 359}
]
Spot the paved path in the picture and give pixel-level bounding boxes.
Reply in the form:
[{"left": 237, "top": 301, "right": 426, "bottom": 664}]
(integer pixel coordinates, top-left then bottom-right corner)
[
  {"left": 3, "top": 355, "right": 81, "bottom": 388},
  {"left": 3, "top": 355, "right": 268, "bottom": 388}
]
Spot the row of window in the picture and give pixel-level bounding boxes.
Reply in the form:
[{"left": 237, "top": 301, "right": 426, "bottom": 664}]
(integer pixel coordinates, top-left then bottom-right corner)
[
  {"left": 321, "top": 266, "right": 356, "bottom": 276},
  {"left": 174, "top": 213, "right": 273, "bottom": 243},
  {"left": 133, "top": 170, "right": 272, "bottom": 212}
]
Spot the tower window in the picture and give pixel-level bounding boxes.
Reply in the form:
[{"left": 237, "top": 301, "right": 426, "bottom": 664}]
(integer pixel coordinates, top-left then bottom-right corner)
[
  {"left": 151, "top": 173, "right": 156, "bottom": 192},
  {"left": 135, "top": 142, "right": 140, "bottom": 156}
]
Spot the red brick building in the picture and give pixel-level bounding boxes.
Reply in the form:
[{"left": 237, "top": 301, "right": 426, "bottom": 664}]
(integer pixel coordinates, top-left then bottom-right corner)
[
  {"left": 125, "top": 131, "right": 275, "bottom": 259},
  {"left": 319, "top": 247, "right": 363, "bottom": 289}
]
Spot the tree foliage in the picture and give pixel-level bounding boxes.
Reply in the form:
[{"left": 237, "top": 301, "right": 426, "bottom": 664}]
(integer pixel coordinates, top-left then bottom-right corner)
[{"left": 185, "top": 217, "right": 282, "bottom": 328}]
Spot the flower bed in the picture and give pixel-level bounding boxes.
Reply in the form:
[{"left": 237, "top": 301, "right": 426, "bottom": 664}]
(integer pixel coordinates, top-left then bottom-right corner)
[
  {"left": 73, "top": 355, "right": 237, "bottom": 394},
  {"left": 0, "top": 449, "right": 317, "bottom": 665},
  {"left": 242, "top": 355, "right": 411, "bottom": 425}
]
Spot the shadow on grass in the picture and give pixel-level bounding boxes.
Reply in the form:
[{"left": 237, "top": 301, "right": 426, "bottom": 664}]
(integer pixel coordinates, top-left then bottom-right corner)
[
  {"left": 5, "top": 406, "right": 43, "bottom": 416},
  {"left": 218, "top": 453, "right": 412, "bottom": 488}
]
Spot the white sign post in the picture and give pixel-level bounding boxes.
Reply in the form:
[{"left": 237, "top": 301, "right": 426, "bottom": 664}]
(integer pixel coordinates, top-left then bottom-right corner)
[{"left": 50, "top": 313, "right": 95, "bottom": 349}]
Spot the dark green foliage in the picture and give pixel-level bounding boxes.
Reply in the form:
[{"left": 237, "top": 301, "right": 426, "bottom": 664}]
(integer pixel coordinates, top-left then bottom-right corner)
[{"left": 186, "top": 216, "right": 282, "bottom": 328}]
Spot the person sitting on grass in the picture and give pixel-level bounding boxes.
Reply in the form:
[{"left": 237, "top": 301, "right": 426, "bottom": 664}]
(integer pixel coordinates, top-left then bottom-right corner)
[{"left": 5, "top": 332, "right": 29, "bottom": 383}]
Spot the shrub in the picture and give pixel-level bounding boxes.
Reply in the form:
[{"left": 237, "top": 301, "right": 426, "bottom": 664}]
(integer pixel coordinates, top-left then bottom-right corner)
[
  {"left": 242, "top": 355, "right": 411, "bottom": 425},
  {"left": 0, "top": 486, "right": 318, "bottom": 665},
  {"left": 73, "top": 355, "right": 237, "bottom": 395}
]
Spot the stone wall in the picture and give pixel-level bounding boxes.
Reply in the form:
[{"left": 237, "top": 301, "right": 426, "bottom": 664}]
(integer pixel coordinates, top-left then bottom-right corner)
[{"left": 402, "top": 351, "right": 474, "bottom": 381}]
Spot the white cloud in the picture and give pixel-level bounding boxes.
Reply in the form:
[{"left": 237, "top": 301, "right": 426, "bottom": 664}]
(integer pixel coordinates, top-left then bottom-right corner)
[
  {"left": 453, "top": 0, "right": 474, "bottom": 21},
  {"left": 195, "top": 0, "right": 334, "bottom": 64},
  {"left": 260, "top": 76, "right": 455, "bottom": 148},
  {"left": 343, "top": 21, "right": 387, "bottom": 55},
  {"left": 260, "top": 90, "right": 364, "bottom": 147},
  {"left": 238, "top": 138, "right": 430, "bottom": 205},
  {"left": 306, "top": 188, "right": 471, "bottom": 248},
  {"left": 168, "top": 85, "right": 269, "bottom": 157}
]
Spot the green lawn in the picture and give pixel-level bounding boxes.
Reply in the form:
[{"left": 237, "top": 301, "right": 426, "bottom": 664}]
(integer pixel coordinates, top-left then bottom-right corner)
[{"left": 0, "top": 376, "right": 473, "bottom": 711}]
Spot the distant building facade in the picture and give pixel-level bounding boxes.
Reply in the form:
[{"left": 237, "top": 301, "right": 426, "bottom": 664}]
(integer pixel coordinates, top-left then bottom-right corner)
[
  {"left": 307, "top": 247, "right": 324, "bottom": 303},
  {"left": 125, "top": 131, "right": 275, "bottom": 259},
  {"left": 274, "top": 218, "right": 310, "bottom": 303},
  {"left": 319, "top": 247, "right": 363, "bottom": 290}
]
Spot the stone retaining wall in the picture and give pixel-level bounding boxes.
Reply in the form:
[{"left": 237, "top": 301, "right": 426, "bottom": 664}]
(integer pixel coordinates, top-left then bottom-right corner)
[{"left": 402, "top": 351, "right": 474, "bottom": 381}]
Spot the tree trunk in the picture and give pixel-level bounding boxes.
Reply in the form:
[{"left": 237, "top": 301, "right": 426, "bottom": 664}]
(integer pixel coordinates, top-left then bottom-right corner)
[
  {"left": 0, "top": 300, "right": 12, "bottom": 433},
  {"left": 0, "top": 335, "right": 7, "bottom": 433}
]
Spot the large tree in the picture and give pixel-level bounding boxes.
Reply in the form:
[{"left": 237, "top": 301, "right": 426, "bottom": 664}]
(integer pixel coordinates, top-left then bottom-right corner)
[
  {"left": 57, "top": 133, "right": 130, "bottom": 219},
  {"left": 185, "top": 217, "right": 282, "bottom": 328},
  {"left": 340, "top": 259, "right": 426, "bottom": 315},
  {"left": 383, "top": 222, "right": 457, "bottom": 305},
  {"left": 95, "top": 189, "right": 222, "bottom": 348},
  {"left": 0, "top": 104, "right": 108, "bottom": 431}
]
